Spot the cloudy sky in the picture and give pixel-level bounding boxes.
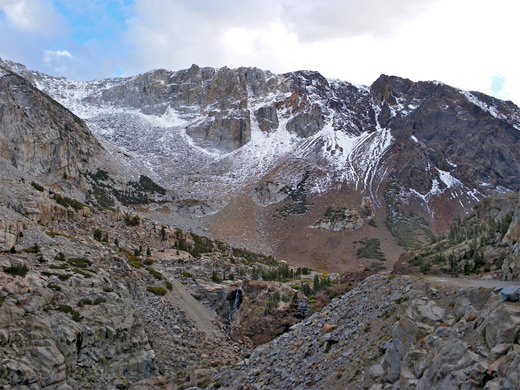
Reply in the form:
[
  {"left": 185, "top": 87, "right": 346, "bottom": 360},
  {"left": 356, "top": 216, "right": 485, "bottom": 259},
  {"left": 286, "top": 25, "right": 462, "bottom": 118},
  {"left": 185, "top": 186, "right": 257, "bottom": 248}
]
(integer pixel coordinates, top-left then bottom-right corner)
[{"left": 0, "top": 0, "right": 519, "bottom": 104}]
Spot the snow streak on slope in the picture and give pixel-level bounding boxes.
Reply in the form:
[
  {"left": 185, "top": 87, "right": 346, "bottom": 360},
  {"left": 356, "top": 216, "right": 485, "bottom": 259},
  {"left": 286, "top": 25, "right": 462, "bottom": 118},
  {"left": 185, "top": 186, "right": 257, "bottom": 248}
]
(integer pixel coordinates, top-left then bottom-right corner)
[{"left": 459, "top": 89, "right": 520, "bottom": 131}]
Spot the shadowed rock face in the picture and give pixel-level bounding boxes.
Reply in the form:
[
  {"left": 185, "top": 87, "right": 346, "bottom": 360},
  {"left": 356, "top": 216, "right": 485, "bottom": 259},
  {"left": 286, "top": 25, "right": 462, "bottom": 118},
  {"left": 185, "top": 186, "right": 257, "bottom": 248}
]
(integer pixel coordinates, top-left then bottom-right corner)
[
  {"left": 0, "top": 68, "right": 101, "bottom": 183},
  {"left": 371, "top": 74, "right": 520, "bottom": 193}
]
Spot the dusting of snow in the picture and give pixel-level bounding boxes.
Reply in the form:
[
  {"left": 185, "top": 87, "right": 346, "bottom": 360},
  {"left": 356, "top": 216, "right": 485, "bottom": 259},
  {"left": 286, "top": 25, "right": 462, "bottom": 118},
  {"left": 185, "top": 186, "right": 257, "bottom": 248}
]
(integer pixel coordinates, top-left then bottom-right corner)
[
  {"left": 28, "top": 65, "right": 503, "bottom": 212},
  {"left": 494, "top": 186, "right": 511, "bottom": 194},
  {"left": 408, "top": 167, "right": 466, "bottom": 214}
]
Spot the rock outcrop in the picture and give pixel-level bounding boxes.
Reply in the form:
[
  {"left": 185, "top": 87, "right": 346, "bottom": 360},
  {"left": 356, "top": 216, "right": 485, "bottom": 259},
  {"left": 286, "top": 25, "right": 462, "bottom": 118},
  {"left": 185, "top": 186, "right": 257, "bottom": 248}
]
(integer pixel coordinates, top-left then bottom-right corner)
[
  {"left": 503, "top": 193, "right": 520, "bottom": 281},
  {"left": 217, "top": 274, "right": 520, "bottom": 390},
  {"left": 0, "top": 65, "right": 101, "bottom": 185}
]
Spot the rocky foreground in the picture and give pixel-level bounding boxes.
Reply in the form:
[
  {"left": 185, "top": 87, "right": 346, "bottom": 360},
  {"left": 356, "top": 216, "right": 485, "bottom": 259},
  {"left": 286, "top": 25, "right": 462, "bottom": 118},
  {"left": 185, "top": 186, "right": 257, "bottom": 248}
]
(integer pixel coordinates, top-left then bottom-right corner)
[
  {"left": 217, "top": 273, "right": 520, "bottom": 390},
  {"left": 1, "top": 185, "right": 520, "bottom": 390}
]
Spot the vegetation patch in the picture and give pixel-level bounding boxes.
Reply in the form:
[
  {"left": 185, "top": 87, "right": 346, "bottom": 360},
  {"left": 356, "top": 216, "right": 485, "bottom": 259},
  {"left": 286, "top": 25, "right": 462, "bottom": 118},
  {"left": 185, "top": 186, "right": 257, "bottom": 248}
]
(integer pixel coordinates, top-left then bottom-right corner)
[
  {"left": 52, "top": 194, "right": 85, "bottom": 210},
  {"left": 128, "top": 260, "right": 144, "bottom": 269},
  {"left": 384, "top": 180, "right": 433, "bottom": 248},
  {"left": 408, "top": 210, "right": 514, "bottom": 276},
  {"left": 30, "top": 181, "right": 44, "bottom": 192},
  {"left": 276, "top": 171, "right": 312, "bottom": 217},
  {"left": 3, "top": 264, "right": 28, "bottom": 277},
  {"left": 323, "top": 206, "right": 348, "bottom": 221},
  {"left": 48, "top": 283, "right": 62, "bottom": 291},
  {"left": 146, "top": 267, "right": 163, "bottom": 280},
  {"left": 89, "top": 169, "right": 110, "bottom": 182},
  {"left": 50, "top": 264, "right": 69, "bottom": 270},
  {"left": 71, "top": 268, "right": 92, "bottom": 278},
  {"left": 22, "top": 244, "right": 40, "bottom": 253},
  {"left": 67, "top": 257, "right": 91, "bottom": 268},
  {"left": 45, "top": 231, "right": 73, "bottom": 239},
  {"left": 147, "top": 286, "right": 167, "bottom": 296},
  {"left": 365, "top": 262, "right": 386, "bottom": 272},
  {"left": 93, "top": 228, "right": 109, "bottom": 242},
  {"left": 173, "top": 232, "right": 214, "bottom": 258},
  {"left": 57, "top": 304, "right": 82, "bottom": 322},
  {"left": 356, "top": 238, "right": 386, "bottom": 261},
  {"left": 232, "top": 247, "right": 278, "bottom": 267},
  {"left": 123, "top": 213, "right": 140, "bottom": 226},
  {"left": 130, "top": 175, "right": 166, "bottom": 195}
]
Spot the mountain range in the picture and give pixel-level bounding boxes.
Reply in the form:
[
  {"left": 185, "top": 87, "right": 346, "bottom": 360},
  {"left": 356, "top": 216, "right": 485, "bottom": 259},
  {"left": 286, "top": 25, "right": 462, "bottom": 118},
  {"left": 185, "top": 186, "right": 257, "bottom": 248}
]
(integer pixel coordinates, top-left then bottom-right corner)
[
  {"left": 1, "top": 57, "right": 519, "bottom": 271},
  {"left": 1, "top": 57, "right": 520, "bottom": 390}
]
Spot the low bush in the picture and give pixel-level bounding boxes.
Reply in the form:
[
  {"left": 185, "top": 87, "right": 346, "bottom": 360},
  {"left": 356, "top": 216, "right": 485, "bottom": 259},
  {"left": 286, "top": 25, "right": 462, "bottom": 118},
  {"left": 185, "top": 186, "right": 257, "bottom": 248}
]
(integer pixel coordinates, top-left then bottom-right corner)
[
  {"left": 4, "top": 264, "right": 28, "bottom": 277},
  {"left": 146, "top": 267, "right": 163, "bottom": 280},
  {"left": 67, "top": 257, "right": 91, "bottom": 268},
  {"left": 128, "top": 260, "right": 144, "bottom": 269},
  {"left": 123, "top": 213, "right": 140, "bottom": 226},
  {"left": 57, "top": 304, "right": 82, "bottom": 322},
  {"left": 31, "top": 181, "right": 44, "bottom": 192},
  {"left": 52, "top": 194, "right": 85, "bottom": 210},
  {"left": 147, "top": 286, "right": 167, "bottom": 296}
]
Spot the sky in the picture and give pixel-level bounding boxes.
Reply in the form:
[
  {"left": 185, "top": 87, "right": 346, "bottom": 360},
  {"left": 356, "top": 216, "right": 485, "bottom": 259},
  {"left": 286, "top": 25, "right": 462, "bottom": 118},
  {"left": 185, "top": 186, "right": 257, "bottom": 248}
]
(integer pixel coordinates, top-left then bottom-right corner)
[{"left": 0, "top": 0, "right": 519, "bottom": 105}]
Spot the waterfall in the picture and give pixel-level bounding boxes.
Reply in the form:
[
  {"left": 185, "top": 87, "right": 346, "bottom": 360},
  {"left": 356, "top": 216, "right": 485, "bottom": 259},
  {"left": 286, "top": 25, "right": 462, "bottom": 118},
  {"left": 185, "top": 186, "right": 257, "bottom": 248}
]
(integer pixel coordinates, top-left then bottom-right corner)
[{"left": 227, "top": 288, "right": 243, "bottom": 323}]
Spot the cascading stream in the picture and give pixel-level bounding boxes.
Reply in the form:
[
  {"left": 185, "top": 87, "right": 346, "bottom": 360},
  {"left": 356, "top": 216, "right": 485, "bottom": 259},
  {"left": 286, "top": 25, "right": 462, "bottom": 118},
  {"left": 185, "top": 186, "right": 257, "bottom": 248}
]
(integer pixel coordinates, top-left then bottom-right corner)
[
  {"left": 223, "top": 288, "right": 243, "bottom": 339},
  {"left": 227, "top": 288, "right": 243, "bottom": 323}
]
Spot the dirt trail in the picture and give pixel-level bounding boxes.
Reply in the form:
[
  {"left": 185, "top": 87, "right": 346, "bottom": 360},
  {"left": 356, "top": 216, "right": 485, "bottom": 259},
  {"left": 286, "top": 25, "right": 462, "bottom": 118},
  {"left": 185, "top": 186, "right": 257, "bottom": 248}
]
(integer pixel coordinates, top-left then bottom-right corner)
[{"left": 423, "top": 275, "right": 519, "bottom": 289}]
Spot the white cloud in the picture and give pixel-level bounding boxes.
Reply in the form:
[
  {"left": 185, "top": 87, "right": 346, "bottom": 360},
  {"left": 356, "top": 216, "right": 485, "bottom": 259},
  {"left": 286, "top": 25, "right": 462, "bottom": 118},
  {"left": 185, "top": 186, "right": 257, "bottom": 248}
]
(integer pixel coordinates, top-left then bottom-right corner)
[
  {"left": 122, "top": 0, "right": 520, "bottom": 106},
  {"left": 0, "top": 0, "right": 68, "bottom": 39},
  {"left": 42, "top": 49, "right": 74, "bottom": 75},
  {"left": 43, "top": 49, "right": 72, "bottom": 62},
  {"left": 280, "top": 0, "right": 435, "bottom": 42}
]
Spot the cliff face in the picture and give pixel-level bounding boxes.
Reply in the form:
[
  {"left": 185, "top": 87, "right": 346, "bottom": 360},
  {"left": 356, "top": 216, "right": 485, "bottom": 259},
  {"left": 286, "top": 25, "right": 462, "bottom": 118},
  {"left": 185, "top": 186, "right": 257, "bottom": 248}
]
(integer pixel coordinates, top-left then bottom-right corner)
[
  {"left": 0, "top": 66, "right": 101, "bottom": 184},
  {"left": 371, "top": 74, "right": 520, "bottom": 194}
]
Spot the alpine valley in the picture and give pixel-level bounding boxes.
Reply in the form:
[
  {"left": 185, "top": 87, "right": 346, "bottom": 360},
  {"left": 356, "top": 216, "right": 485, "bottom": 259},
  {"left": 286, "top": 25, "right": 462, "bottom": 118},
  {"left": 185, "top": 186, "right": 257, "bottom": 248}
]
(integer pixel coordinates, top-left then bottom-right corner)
[{"left": 0, "top": 57, "right": 519, "bottom": 390}]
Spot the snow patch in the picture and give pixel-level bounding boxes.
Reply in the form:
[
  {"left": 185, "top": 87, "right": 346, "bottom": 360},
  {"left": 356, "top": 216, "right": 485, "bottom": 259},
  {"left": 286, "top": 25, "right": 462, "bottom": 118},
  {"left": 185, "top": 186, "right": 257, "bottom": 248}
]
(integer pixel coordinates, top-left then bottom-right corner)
[
  {"left": 446, "top": 159, "right": 457, "bottom": 168},
  {"left": 436, "top": 168, "right": 462, "bottom": 189},
  {"left": 459, "top": 89, "right": 520, "bottom": 131}
]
